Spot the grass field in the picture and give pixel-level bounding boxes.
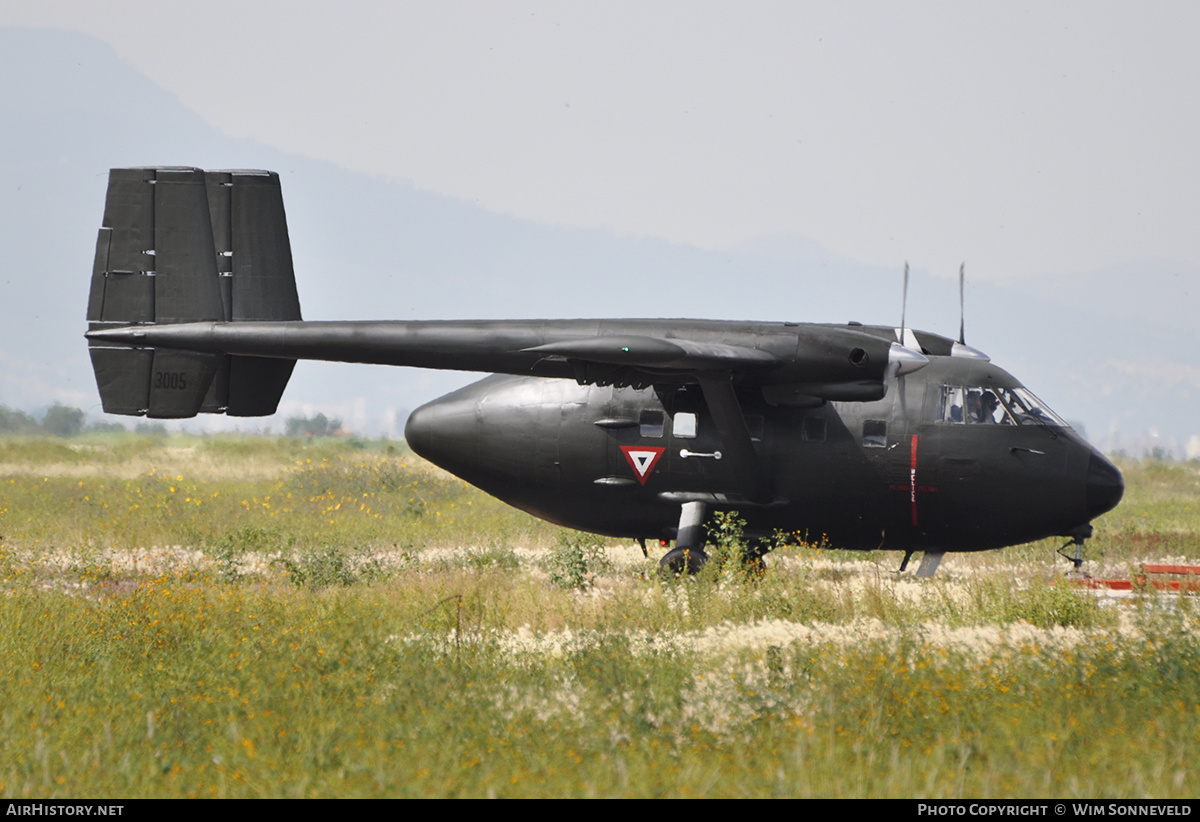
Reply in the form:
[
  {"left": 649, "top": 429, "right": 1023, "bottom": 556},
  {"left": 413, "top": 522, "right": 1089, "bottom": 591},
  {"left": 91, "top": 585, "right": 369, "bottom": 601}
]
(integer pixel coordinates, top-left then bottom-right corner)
[{"left": 1, "top": 435, "right": 1197, "bottom": 798}]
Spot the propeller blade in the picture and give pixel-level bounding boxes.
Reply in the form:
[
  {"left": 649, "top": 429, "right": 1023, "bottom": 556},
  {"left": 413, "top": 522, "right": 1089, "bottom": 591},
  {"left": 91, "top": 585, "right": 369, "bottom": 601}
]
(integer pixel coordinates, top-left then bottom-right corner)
[
  {"left": 958, "top": 262, "right": 966, "bottom": 345},
  {"left": 900, "top": 261, "right": 909, "bottom": 341}
]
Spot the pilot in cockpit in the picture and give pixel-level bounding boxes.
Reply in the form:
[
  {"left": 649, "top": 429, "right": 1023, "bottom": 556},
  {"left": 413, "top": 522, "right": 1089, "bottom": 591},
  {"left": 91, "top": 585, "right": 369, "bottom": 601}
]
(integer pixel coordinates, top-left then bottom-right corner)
[
  {"left": 981, "top": 391, "right": 1001, "bottom": 424},
  {"left": 966, "top": 391, "right": 984, "bottom": 423}
]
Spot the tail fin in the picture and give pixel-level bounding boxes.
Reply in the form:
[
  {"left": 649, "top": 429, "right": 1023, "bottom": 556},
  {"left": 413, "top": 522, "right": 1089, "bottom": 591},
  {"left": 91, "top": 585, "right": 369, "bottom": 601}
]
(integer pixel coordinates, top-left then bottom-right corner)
[{"left": 87, "top": 167, "right": 301, "bottom": 418}]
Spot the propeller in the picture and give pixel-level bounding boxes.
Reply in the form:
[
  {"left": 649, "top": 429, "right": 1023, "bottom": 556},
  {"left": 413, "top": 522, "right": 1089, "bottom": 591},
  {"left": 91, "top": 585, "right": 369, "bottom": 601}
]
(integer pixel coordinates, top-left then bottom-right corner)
[
  {"left": 893, "top": 262, "right": 917, "bottom": 416},
  {"left": 958, "top": 262, "right": 966, "bottom": 345},
  {"left": 950, "top": 262, "right": 990, "bottom": 361}
]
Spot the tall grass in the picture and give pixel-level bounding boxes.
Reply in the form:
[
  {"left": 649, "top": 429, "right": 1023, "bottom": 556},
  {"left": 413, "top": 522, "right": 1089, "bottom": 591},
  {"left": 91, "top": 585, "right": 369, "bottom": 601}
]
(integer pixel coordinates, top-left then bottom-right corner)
[
  {"left": 0, "top": 573, "right": 1194, "bottom": 797},
  {"left": 0, "top": 436, "right": 1196, "bottom": 797}
]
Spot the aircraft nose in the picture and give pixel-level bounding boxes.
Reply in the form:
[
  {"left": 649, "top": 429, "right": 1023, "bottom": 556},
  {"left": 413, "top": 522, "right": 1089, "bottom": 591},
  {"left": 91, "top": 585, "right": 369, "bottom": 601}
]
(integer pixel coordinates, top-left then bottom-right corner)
[
  {"left": 403, "top": 394, "right": 479, "bottom": 472},
  {"left": 1085, "top": 450, "right": 1124, "bottom": 519}
]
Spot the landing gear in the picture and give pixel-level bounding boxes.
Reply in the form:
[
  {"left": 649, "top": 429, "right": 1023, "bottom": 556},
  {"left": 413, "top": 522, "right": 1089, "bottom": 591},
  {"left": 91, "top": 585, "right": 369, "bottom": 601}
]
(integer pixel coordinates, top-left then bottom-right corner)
[
  {"left": 656, "top": 501, "right": 775, "bottom": 577},
  {"left": 916, "top": 552, "right": 944, "bottom": 578},
  {"left": 897, "top": 550, "right": 944, "bottom": 577},
  {"left": 659, "top": 500, "right": 709, "bottom": 575},
  {"left": 659, "top": 545, "right": 710, "bottom": 575},
  {"left": 1057, "top": 524, "right": 1094, "bottom": 571}
]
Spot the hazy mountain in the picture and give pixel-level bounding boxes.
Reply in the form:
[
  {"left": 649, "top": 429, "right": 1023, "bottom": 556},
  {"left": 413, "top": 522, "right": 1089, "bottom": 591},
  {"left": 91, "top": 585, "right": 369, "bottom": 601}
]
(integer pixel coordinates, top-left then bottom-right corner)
[{"left": 1, "top": 27, "right": 1194, "bottom": 456}]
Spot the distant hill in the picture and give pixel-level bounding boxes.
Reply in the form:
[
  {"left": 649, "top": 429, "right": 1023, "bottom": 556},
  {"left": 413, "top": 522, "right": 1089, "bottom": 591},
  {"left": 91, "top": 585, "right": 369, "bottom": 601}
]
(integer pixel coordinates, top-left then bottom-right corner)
[{"left": 1, "top": 26, "right": 1195, "bottom": 455}]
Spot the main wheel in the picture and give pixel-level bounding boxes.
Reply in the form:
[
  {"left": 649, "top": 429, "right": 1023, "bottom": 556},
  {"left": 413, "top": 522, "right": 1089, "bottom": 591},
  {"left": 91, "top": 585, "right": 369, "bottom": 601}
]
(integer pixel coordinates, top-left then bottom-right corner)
[{"left": 658, "top": 546, "right": 709, "bottom": 575}]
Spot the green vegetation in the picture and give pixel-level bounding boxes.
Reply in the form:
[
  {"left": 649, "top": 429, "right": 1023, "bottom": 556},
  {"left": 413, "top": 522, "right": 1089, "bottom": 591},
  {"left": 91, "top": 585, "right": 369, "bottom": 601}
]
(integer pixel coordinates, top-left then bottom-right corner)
[
  {"left": 0, "top": 404, "right": 117, "bottom": 437},
  {"left": 284, "top": 413, "right": 342, "bottom": 438},
  {"left": 547, "top": 532, "right": 610, "bottom": 590},
  {"left": 0, "top": 434, "right": 1197, "bottom": 797}
]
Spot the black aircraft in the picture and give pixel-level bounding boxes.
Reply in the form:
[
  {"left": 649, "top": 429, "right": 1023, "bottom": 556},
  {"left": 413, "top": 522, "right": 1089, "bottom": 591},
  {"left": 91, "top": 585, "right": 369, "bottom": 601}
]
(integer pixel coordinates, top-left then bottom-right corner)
[{"left": 84, "top": 167, "right": 1124, "bottom": 575}]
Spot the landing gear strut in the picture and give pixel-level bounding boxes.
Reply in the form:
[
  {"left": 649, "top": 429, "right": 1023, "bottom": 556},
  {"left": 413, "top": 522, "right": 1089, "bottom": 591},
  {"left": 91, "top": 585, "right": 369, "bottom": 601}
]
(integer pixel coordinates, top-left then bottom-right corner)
[
  {"left": 659, "top": 500, "right": 708, "bottom": 574},
  {"left": 1057, "top": 524, "right": 1094, "bottom": 571},
  {"left": 897, "top": 550, "right": 944, "bottom": 577}
]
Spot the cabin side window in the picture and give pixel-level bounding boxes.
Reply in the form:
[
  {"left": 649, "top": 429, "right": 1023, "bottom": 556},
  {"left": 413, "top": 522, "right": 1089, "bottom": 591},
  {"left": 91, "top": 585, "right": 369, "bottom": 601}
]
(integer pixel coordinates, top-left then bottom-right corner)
[
  {"left": 672, "top": 412, "right": 697, "bottom": 439},
  {"left": 639, "top": 410, "right": 664, "bottom": 438},
  {"left": 862, "top": 419, "right": 887, "bottom": 447}
]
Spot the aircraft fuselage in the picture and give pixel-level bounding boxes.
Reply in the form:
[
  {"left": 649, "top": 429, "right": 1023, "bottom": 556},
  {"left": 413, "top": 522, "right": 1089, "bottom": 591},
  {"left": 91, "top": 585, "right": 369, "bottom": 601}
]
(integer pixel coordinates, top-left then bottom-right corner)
[{"left": 405, "top": 354, "right": 1122, "bottom": 552}]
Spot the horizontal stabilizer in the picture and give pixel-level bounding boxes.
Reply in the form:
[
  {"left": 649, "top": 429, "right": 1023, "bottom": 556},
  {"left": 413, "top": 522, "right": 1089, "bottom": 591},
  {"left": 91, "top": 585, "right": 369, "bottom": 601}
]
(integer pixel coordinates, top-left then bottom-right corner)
[
  {"left": 226, "top": 356, "right": 297, "bottom": 417},
  {"left": 89, "top": 346, "right": 220, "bottom": 418}
]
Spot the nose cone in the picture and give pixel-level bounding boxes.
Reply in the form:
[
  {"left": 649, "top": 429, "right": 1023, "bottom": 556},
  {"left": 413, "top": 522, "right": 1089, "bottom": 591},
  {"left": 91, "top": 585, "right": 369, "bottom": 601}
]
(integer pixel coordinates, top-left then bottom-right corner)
[
  {"left": 403, "top": 391, "right": 480, "bottom": 475},
  {"left": 1086, "top": 450, "right": 1124, "bottom": 519}
]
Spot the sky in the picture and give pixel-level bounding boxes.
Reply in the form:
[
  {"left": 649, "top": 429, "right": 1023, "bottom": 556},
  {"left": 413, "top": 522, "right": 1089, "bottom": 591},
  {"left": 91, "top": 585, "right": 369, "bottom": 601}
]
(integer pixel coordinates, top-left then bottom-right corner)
[{"left": 8, "top": 0, "right": 1200, "bottom": 283}]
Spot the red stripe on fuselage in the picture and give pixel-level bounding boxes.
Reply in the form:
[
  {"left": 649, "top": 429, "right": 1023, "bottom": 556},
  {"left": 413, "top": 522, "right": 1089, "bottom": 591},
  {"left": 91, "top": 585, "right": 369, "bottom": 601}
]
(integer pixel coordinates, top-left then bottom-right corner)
[{"left": 910, "top": 434, "right": 919, "bottom": 526}]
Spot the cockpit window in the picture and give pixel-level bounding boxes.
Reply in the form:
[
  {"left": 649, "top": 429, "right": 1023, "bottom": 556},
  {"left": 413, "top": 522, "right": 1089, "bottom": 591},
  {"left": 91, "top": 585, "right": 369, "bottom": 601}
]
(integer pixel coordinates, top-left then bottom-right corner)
[
  {"left": 999, "top": 387, "right": 1068, "bottom": 427},
  {"left": 970, "top": 389, "right": 1013, "bottom": 425},
  {"left": 938, "top": 385, "right": 965, "bottom": 423},
  {"left": 936, "top": 385, "right": 1066, "bottom": 427}
]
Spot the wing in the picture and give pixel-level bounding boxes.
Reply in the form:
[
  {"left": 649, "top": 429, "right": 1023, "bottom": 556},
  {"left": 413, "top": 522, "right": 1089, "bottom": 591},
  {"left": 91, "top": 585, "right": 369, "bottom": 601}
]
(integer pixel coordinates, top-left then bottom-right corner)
[
  {"left": 85, "top": 167, "right": 928, "bottom": 504},
  {"left": 87, "top": 318, "right": 921, "bottom": 402}
]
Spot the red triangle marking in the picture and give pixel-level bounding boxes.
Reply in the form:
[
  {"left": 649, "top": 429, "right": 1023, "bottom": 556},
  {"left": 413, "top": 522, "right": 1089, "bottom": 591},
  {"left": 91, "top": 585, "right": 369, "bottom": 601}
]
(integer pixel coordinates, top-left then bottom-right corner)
[{"left": 620, "top": 445, "right": 665, "bottom": 485}]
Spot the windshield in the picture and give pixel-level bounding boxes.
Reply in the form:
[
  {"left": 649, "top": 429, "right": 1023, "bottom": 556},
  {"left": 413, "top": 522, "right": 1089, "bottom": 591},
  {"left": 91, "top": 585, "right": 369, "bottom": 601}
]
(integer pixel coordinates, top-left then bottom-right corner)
[{"left": 937, "top": 384, "right": 1068, "bottom": 427}]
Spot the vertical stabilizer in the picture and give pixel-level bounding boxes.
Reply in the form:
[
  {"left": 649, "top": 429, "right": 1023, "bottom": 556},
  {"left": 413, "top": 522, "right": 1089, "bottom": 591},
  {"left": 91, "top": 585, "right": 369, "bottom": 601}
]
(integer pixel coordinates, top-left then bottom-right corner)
[{"left": 87, "top": 167, "right": 300, "bottom": 418}]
